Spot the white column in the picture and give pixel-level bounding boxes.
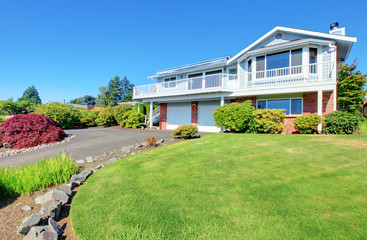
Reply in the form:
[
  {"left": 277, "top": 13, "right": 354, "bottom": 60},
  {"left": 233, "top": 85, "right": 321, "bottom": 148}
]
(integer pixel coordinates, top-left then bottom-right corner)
[
  {"left": 220, "top": 96, "right": 224, "bottom": 106},
  {"left": 137, "top": 102, "right": 140, "bottom": 112},
  {"left": 302, "top": 47, "right": 309, "bottom": 80},
  {"left": 333, "top": 88, "right": 337, "bottom": 111},
  {"left": 149, "top": 101, "right": 153, "bottom": 129},
  {"left": 317, "top": 90, "right": 323, "bottom": 132}
]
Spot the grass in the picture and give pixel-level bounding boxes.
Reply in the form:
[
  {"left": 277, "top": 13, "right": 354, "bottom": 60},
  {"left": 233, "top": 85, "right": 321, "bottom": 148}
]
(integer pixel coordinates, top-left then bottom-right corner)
[
  {"left": 71, "top": 133, "right": 367, "bottom": 239},
  {"left": 0, "top": 151, "right": 78, "bottom": 198}
]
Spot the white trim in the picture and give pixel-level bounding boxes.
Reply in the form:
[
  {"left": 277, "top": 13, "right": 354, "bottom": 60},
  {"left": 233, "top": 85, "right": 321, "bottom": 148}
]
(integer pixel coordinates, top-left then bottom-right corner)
[
  {"left": 256, "top": 97, "right": 303, "bottom": 116},
  {"left": 228, "top": 26, "right": 356, "bottom": 64}
]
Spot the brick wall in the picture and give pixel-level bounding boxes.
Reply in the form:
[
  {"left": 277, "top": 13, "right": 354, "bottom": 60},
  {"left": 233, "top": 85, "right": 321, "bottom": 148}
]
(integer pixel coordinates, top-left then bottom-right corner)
[
  {"left": 322, "top": 91, "right": 334, "bottom": 117},
  {"left": 191, "top": 101, "right": 198, "bottom": 126},
  {"left": 231, "top": 97, "right": 257, "bottom": 107},
  {"left": 303, "top": 92, "right": 317, "bottom": 115},
  {"left": 283, "top": 116, "right": 297, "bottom": 134},
  {"left": 159, "top": 103, "right": 167, "bottom": 129}
]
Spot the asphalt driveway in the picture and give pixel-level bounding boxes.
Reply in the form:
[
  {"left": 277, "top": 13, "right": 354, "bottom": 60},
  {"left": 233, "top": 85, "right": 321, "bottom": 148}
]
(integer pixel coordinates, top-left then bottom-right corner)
[{"left": 0, "top": 127, "right": 174, "bottom": 168}]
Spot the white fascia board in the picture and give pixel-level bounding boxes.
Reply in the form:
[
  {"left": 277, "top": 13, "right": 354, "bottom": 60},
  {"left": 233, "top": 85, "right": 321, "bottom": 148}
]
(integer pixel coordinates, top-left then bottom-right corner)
[
  {"left": 237, "top": 38, "right": 334, "bottom": 63},
  {"left": 227, "top": 26, "right": 357, "bottom": 65},
  {"left": 139, "top": 92, "right": 232, "bottom": 103}
]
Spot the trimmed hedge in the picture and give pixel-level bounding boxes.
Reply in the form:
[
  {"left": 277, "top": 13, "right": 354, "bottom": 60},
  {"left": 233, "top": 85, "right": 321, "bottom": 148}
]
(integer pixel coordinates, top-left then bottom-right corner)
[
  {"left": 0, "top": 114, "right": 66, "bottom": 149},
  {"left": 322, "top": 111, "right": 364, "bottom": 134},
  {"left": 120, "top": 111, "right": 144, "bottom": 128},
  {"left": 96, "top": 107, "right": 117, "bottom": 127},
  {"left": 253, "top": 109, "right": 285, "bottom": 134},
  {"left": 172, "top": 125, "right": 198, "bottom": 139},
  {"left": 293, "top": 114, "right": 322, "bottom": 134},
  {"left": 213, "top": 101, "right": 255, "bottom": 132},
  {"left": 35, "top": 103, "right": 80, "bottom": 129}
]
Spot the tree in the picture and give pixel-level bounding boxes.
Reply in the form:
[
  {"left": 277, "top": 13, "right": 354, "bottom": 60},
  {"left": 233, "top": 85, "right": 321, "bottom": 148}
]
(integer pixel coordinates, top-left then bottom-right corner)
[
  {"left": 97, "top": 86, "right": 114, "bottom": 107},
  {"left": 97, "top": 75, "right": 135, "bottom": 107},
  {"left": 70, "top": 95, "right": 96, "bottom": 105},
  {"left": 337, "top": 61, "right": 366, "bottom": 112},
  {"left": 18, "top": 85, "right": 41, "bottom": 104}
]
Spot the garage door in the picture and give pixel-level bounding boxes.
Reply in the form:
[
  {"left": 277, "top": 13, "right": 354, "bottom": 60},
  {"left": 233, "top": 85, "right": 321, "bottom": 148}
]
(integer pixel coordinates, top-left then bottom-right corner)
[
  {"left": 198, "top": 101, "right": 221, "bottom": 132},
  {"left": 166, "top": 103, "right": 191, "bottom": 130}
]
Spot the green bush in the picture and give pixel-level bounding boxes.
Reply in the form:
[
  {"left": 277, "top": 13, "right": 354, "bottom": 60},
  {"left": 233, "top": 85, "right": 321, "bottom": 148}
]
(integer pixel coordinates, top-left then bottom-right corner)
[
  {"left": 113, "top": 105, "right": 133, "bottom": 123},
  {"left": 213, "top": 101, "right": 255, "bottom": 132},
  {"left": 79, "top": 109, "right": 99, "bottom": 127},
  {"left": 0, "top": 116, "right": 5, "bottom": 125},
  {"left": 172, "top": 125, "right": 198, "bottom": 139},
  {"left": 134, "top": 103, "right": 158, "bottom": 116},
  {"left": 0, "top": 151, "right": 78, "bottom": 198},
  {"left": 252, "top": 109, "right": 285, "bottom": 134},
  {"left": 322, "top": 111, "right": 364, "bottom": 134},
  {"left": 34, "top": 103, "right": 80, "bottom": 129},
  {"left": 120, "top": 111, "right": 144, "bottom": 128},
  {"left": 293, "top": 114, "right": 322, "bottom": 134},
  {"left": 96, "top": 107, "right": 117, "bottom": 127},
  {"left": 0, "top": 100, "right": 37, "bottom": 115}
]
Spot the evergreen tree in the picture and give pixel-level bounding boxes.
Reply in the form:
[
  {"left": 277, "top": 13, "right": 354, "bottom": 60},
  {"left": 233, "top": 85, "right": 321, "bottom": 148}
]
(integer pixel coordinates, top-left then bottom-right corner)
[
  {"left": 120, "top": 76, "right": 135, "bottom": 102},
  {"left": 18, "top": 85, "right": 41, "bottom": 104},
  {"left": 70, "top": 95, "right": 96, "bottom": 105},
  {"left": 337, "top": 61, "right": 366, "bottom": 112}
]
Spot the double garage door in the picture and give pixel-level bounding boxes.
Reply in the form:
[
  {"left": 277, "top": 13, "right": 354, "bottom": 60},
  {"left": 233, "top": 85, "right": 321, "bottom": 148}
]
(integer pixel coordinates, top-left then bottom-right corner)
[{"left": 166, "top": 101, "right": 221, "bottom": 132}]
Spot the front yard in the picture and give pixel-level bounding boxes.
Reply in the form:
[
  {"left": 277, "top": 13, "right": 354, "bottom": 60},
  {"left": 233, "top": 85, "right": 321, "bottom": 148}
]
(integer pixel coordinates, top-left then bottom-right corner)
[{"left": 71, "top": 132, "right": 367, "bottom": 239}]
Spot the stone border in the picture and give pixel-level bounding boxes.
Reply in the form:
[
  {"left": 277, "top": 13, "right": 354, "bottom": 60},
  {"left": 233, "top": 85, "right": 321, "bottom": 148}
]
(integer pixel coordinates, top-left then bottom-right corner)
[
  {"left": 0, "top": 134, "right": 75, "bottom": 159},
  {"left": 16, "top": 138, "right": 175, "bottom": 239}
]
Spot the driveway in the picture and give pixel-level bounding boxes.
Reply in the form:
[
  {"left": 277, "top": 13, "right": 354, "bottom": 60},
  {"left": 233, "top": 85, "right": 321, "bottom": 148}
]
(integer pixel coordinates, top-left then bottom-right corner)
[{"left": 0, "top": 127, "right": 174, "bottom": 168}]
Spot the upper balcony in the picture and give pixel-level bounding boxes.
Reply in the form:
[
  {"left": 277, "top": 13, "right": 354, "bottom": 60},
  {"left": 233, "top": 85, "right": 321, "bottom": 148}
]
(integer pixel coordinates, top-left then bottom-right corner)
[{"left": 133, "top": 62, "right": 335, "bottom": 99}]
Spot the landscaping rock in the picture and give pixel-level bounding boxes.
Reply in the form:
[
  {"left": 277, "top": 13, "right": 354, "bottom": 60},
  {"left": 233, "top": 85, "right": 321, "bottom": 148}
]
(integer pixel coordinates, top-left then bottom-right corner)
[
  {"left": 17, "top": 213, "right": 46, "bottom": 235},
  {"left": 66, "top": 181, "right": 78, "bottom": 190},
  {"left": 41, "top": 200, "right": 62, "bottom": 219},
  {"left": 48, "top": 218, "right": 64, "bottom": 236},
  {"left": 95, "top": 164, "right": 104, "bottom": 169},
  {"left": 35, "top": 190, "right": 69, "bottom": 205},
  {"left": 105, "top": 157, "right": 118, "bottom": 165},
  {"left": 21, "top": 205, "right": 33, "bottom": 212},
  {"left": 158, "top": 139, "right": 165, "bottom": 144},
  {"left": 120, "top": 145, "right": 133, "bottom": 152},
  {"left": 56, "top": 184, "right": 72, "bottom": 196},
  {"left": 70, "top": 168, "right": 93, "bottom": 182},
  {"left": 3, "top": 142, "right": 11, "bottom": 148},
  {"left": 75, "top": 159, "right": 85, "bottom": 164},
  {"left": 140, "top": 141, "right": 149, "bottom": 147},
  {"left": 23, "top": 225, "right": 57, "bottom": 240}
]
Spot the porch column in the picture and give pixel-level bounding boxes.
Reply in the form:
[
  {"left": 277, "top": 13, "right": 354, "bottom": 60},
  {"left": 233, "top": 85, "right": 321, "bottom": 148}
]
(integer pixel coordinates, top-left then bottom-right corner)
[
  {"left": 333, "top": 87, "right": 337, "bottom": 111},
  {"left": 137, "top": 102, "right": 140, "bottom": 112},
  {"left": 149, "top": 101, "right": 153, "bottom": 129},
  {"left": 220, "top": 96, "right": 224, "bottom": 106},
  {"left": 317, "top": 90, "right": 323, "bottom": 132}
]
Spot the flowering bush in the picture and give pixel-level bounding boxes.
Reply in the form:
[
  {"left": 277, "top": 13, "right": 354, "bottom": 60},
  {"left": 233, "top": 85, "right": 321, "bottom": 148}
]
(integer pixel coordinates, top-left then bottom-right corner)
[
  {"left": 172, "top": 125, "right": 198, "bottom": 139},
  {"left": 0, "top": 114, "right": 66, "bottom": 149},
  {"left": 293, "top": 114, "right": 322, "bottom": 134}
]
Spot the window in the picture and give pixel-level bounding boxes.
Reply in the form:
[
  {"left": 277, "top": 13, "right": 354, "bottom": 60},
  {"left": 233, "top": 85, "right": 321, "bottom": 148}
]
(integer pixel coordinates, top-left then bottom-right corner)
[
  {"left": 291, "top": 49, "right": 302, "bottom": 74},
  {"left": 205, "top": 70, "right": 222, "bottom": 88},
  {"left": 229, "top": 69, "right": 237, "bottom": 74},
  {"left": 256, "top": 56, "right": 265, "bottom": 78},
  {"left": 267, "top": 51, "right": 289, "bottom": 70},
  {"left": 309, "top": 48, "right": 318, "bottom": 74},
  {"left": 205, "top": 70, "right": 222, "bottom": 75},
  {"left": 257, "top": 98, "right": 302, "bottom": 115},
  {"left": 164, "top": 77, "right": 176, "bottom": 88}
]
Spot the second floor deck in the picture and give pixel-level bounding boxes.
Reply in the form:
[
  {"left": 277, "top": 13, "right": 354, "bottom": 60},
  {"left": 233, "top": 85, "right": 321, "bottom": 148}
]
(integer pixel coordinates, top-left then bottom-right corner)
[{"left": 133, "top": 62, "right": 335, "bottom": 99}]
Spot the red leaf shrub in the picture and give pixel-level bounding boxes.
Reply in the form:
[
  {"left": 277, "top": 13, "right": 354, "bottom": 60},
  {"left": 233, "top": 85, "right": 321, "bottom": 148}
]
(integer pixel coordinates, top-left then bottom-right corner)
[{"left": 0, "top": 114, "right": 66, "bottom": 149}]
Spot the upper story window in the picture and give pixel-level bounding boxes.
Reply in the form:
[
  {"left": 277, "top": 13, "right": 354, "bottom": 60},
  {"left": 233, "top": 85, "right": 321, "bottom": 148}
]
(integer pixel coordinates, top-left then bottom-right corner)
[
  {"left": 164, "top": 77, "right": 176, "bottom": 88},
  {"left": 188, "top": 73, "right": 203, "bottom": 90},
  {"left": 309, "top": 48, "right": 318, "bottom": 74},
  {"left": 255, "top": 49, "right": 303, "bottom": 78}
]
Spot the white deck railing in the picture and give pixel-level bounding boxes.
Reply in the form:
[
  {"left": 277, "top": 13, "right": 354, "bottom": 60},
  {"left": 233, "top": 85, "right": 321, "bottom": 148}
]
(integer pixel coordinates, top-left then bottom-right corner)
[{"left": 134, "top": 62, "right": 334, "bottom": 98}]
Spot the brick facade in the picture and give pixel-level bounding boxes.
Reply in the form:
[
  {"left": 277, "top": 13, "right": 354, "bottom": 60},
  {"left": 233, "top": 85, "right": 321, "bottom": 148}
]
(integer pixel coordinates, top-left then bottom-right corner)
[
  {"left": 303, "top": 92, "right": 318, "bottom": 115},
  {"left": 231, "top": 97, "right": 257, "bottom": 107},
  {"left": 159, "top": 103, "right": 167, "bottom": 129},
  {"left": 322, "top": 91, "right": 334, "bottom": 117},
  {"left": 191, "top": 101, "right": 198, "bottom": 126}
]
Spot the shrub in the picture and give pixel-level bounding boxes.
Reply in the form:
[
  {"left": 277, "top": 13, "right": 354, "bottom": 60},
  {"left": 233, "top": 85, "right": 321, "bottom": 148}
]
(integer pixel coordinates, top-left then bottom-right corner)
[
  {"left": 146, "top": 137, "right": 157, "bottom": 146},
  {"left": 323, "top": 111, "right": 363, "bottom": 134},
  {"left": 35, "top": 103, "right": 80, "bottom": 129},
  {"left": 96, "top": 107, "right": 117, "bottom": 127},
  {"left": 0, "top": 100, "right": 37, "bottom": 115},
  {"left": 113, "top": 105, "right": 133, "bottom": 123},
  {"left": 79, "top": 109, "right": 99, "bottom": 127},
  {"left": 172, "top": 125, "right": 198, "bottom": 139},
  {"left": 252, "top": 109, "right": 285, "bottom": 134},
  {"left": 91, "top": 108, "right": 104, "bottom": 114},
  {"left": 0, "top": 151, "right": 78, "bottom": 198},
  {"left": 120, "top": 111, "right": 144, "bottom": 128},
  {"left": 0, "top": 114, "right": 66, "bottom": 149},
  {"left": 293, "top": 114, "right": 322, "bottom": 134},
  {"left": 213, "top": 101, "right": 255, "bottom": 132},
  {"left": 134, "top": 103, "right": 158, "bottom": 116},
  {"left": 0, "top": 116, "right": 5, "bottom": 125}
]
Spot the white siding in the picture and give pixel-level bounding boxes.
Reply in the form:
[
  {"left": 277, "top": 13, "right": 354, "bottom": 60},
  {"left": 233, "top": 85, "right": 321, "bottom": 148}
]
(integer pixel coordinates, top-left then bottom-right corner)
[
  {"left": 198, "top": 101, "right": 221, "bottom": 132},
  {"left": 166, "top": 103, "right": 191, "bottom": 130}
]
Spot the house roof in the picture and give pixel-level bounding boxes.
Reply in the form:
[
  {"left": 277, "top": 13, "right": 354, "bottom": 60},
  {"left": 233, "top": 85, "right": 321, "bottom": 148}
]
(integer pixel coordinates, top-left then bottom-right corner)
[{"left": 227, "top": 26, "right": 357, "bottom": 64}]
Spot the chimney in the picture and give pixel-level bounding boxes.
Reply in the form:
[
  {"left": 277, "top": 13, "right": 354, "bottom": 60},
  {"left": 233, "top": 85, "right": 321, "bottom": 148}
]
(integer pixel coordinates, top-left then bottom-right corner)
[{"left": 329, "top": 22, "right": 345, "bottom": 36}]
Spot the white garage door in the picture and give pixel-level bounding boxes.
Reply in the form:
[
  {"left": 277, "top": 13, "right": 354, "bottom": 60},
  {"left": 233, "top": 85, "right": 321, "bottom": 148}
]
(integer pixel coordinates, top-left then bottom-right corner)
[
  {"left": 166, "top": 103, "right": 191, "bottom": 130},
  {"left": 198, "top": 101, "right": 221, "bottom": 132}
]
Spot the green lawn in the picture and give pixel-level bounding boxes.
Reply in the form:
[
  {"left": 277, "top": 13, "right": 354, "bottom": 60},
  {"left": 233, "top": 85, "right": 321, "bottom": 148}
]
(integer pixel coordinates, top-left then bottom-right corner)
[{"left": 71, "top": 133, "right": 367, "bottom": 239}]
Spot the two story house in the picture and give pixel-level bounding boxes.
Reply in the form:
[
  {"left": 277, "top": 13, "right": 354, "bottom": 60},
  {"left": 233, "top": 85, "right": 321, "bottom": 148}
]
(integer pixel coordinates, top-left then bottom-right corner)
[{"left": 133, "top": 23, "right": 356, "bottom": 133}]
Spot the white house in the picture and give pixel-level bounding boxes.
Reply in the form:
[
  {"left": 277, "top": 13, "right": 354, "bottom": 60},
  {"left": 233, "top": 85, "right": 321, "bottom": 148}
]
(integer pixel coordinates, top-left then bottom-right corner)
[{"left": 133, "top": 23, "right": 356, "bottom": 133}]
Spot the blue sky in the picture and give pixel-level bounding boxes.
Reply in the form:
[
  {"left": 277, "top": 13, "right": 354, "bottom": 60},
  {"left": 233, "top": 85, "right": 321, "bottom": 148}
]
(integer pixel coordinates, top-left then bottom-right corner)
[{"left": 0, "top": 0, "right": 365, "bottom": 102}]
